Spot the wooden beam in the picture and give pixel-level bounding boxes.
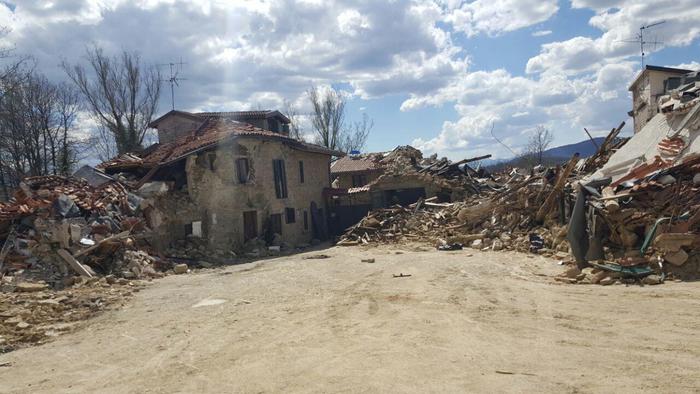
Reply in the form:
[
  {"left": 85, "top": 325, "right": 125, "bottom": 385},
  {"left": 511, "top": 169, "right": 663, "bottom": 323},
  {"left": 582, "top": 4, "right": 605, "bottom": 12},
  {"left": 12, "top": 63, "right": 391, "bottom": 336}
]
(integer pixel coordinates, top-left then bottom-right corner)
[
  {"left": 57, "top": 249, "right": 93, "bottom": 278},
  {"left": 536, "top": 153, "right": 580, "bottom": 221},
  {"left": 74, "top": 231, "right": 131, "bottom": 257}
]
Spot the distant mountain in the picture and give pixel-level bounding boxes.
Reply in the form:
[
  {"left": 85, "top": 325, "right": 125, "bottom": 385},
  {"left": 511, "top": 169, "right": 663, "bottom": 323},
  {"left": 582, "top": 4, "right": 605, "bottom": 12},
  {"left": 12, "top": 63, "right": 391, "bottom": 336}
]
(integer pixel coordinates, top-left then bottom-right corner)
[
  {"left": 483, "top": 137, "right": 605, "bottom": 170},
  {"left": 543, "top": 137, "right": 604, "bottom": 159}
]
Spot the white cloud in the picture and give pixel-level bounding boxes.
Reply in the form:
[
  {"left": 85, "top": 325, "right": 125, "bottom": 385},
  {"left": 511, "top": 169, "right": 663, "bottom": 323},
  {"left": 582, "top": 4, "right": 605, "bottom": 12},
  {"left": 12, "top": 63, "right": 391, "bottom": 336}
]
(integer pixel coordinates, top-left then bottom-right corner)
[
  {"left": 2, "top": 0, "right": 465, "bottom": 113},
  {"left": 444, "top": 0, "right": 558, "bottom": 37},
  {"left": 671, "top": 61, "right": 700, "bottom": 71},
  {"left": 337, "top": 9, "right": 370, "bottom": 36},
  {"left": 528, "top": 0, "right": 700, "bottom": 75},
  {"left": 409, "top": 61, "right": 638, "bottom": 159},
  {"left": 532, "top": 29, "right": 552, "bottom": 37}
]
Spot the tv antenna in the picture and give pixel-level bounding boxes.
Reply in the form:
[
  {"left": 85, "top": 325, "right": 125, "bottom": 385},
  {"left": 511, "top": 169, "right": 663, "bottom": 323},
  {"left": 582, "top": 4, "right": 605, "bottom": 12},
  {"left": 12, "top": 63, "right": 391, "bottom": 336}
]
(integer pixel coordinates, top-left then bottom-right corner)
[
  {"left": 619, "top": 21, "right": 665, "bottom": 69},
  {"left": 158, "top": 58, "right": 187, "bottom": 110}
]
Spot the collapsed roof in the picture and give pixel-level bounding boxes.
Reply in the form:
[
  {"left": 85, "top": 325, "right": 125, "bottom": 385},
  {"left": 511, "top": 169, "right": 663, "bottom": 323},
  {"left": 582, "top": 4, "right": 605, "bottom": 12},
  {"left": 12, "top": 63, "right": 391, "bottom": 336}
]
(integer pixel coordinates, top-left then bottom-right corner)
[
  {"left": 101, "top": 116, "right": 342, "bottom": 173},
  {"left": 593, "top": 70, "right": 700, "bottom": 184}
]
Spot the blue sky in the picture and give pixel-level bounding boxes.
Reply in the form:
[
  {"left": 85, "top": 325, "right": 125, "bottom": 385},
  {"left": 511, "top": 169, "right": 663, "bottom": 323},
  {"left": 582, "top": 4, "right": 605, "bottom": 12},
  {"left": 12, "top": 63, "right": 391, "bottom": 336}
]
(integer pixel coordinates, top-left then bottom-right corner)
[{"left": 1, "top": 0, "right": 699, "bottom": 160}]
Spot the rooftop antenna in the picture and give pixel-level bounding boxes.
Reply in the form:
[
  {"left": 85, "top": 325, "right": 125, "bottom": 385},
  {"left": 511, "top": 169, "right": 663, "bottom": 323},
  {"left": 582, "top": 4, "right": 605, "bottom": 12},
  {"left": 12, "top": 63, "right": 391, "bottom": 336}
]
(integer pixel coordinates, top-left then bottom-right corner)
[
  {"left": 619, "top": 21, "right": 665, "bottom": 69},
  {"left": 157, "top": 58, "right": 187, "bottom": 110}
]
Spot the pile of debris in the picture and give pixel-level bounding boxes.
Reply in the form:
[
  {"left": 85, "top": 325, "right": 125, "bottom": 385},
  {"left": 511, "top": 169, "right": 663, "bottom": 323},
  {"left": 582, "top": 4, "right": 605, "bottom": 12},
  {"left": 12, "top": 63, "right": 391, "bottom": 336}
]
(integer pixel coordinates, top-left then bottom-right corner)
[
  {"left": 379, "top": 145, "right": 496, "bottom": 195},
  {"left": 340, "top": 115, "right": 700, "bottom": 285},
  {"left": 0, "top": 175, "right": 170, "bottom": 290},
  {"left": 0, "top": 276, "right": 146, "bottom": 352}
]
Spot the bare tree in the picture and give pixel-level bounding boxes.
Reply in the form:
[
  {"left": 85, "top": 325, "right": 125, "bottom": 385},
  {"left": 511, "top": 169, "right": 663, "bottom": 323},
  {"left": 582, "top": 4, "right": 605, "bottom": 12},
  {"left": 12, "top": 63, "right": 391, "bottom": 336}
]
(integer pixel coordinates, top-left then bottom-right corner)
[
  {"left": 339, "top": 112, "right": 373, "bottom": 153},
  {"left": 526, "top": 125, "right": 554, "bottom": 166},
  {"left": 62, "top": 46, "right": 161, "bottom": 154},
  {"left": 0, "top": 68, "right": 83, "bottom": 192},
  {"left": 282, "top": 99, "right": 304, "bottom": 141},
  {"left": 308, "top": 85, "right": 345, "bottom": 151},
  {"left": 307, "top": 85, "right": 373, "bottom": 153},
  {"left": 90, "top": 125, "right": 119, "bottom": 163}
]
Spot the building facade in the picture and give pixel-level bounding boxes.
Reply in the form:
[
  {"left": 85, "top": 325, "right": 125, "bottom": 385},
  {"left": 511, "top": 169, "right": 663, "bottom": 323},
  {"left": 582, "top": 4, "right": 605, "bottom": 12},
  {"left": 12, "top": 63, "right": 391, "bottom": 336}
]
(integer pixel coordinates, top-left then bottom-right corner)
[
  {"left": 628, "top": 65, "right": 692, "bottom": 134},
  {"left": 101, "top": 110, "right": 340, "bottom": 251}
]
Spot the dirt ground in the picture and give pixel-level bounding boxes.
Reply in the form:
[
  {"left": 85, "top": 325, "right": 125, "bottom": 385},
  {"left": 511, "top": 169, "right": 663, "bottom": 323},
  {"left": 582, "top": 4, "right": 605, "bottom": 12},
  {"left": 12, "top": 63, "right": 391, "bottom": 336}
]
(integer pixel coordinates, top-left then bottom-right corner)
[{"left": 1, "top": 244, "right": 699, "bottom": 393}]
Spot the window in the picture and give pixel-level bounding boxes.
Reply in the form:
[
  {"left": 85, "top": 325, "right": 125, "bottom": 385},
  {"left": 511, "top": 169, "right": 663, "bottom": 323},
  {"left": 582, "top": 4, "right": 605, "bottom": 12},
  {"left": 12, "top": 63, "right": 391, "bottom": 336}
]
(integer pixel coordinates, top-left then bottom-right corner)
[
  {"left": 273, "top": 159, "right": 288, "bottom": 198},
  {"left": 236, "top": 158, "right": 250, "bottom": 184},
  {"left": 268, "top": 118, "right": 279, "bottom": 133},
  {"left": 299, "top": 160, "right": 305, "bottom": 184},
  {"left": 286, "top": 208, "right": 296, "bottom": 224},
  {"left": 352, "top": 174, "right": 368, "bottom": 187},
  {"left": 208, "top": 153, "right": 216, "bottom": 171},
  {"left": 270, "top": 213, "right": 283, "bottom": 235},
  {"left": 243, "top": 211, "right": 257, "bottom": 241},
  {"left": 303, "top": 210, "right": 309, "bottom": 231}
]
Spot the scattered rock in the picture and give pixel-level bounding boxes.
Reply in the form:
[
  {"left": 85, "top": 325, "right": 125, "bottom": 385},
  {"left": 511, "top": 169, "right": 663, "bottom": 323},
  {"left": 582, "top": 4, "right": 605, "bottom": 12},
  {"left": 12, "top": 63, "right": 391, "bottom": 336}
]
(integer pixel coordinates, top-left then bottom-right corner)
[
  {"left": 173, "top": 264, "right": 189, "bottom": 274},
  {"left": 561, "top": 266, "right": 581, "bottom": 279},
  {"left": 664, "top": 249, "right": 689, "bottom": 266},
  {"left": 15, "top": 282, "right": 48, "bottom": 293}
]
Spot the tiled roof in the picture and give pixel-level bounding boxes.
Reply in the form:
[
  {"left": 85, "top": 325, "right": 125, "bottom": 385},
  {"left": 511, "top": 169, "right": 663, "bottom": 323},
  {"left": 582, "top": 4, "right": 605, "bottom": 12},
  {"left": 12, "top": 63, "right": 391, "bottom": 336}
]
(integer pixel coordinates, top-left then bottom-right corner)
[
  {"left": 148, "top": 109, "right": 290, "bottom": 129},
  {"left": 104, "top": 117, "right": 342, "bottom": 170},
  {"left": 331, "top": 155, "right": 384, "bottom": 174},
  {"left": 97, "top": 153, "right": 143, "bottom": 170}
]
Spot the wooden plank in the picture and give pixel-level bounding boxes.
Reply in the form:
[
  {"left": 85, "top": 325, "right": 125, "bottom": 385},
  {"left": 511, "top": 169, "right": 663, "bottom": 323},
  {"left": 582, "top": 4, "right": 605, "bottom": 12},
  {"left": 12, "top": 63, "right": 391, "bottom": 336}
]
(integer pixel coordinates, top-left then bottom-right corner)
[
  {"left": 57, "top": 249, "right": 93, "bottom": 278},
  {"left": 536, "top": 153, "right": 580, "bottom": 221}
]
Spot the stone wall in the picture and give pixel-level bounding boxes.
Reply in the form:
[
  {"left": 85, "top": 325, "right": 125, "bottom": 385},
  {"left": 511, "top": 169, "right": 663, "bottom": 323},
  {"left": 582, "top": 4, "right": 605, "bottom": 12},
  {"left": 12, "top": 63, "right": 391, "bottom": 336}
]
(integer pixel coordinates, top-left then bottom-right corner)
[
  {"left": 156, "top": 114, "right": 203, "bottom": 144},
  {"left": 334, "top": 171, "right": 381, "bottom": 189},
  {"left": 153, "top": 137, "right": 331, "bottom": 250}
]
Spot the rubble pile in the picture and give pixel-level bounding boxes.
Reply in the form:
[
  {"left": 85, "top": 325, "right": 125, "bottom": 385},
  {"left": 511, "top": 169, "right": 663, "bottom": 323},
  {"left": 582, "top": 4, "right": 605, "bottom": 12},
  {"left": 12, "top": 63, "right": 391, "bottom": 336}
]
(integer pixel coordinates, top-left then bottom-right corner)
[
  {"left": 165, "top": 237, "right": 236, "bottom": 261},
  {"left": 340, "top": 115, "right": 700, "bottom": 285},
  {"left": 0, "top": 276, "right": 145, "bottom": 352},
  {"left": 380, "top": 145, "right": 495, "bottom": 195},
  {"left": 0, "top": 175, "right": 164, "bottom": 289}
]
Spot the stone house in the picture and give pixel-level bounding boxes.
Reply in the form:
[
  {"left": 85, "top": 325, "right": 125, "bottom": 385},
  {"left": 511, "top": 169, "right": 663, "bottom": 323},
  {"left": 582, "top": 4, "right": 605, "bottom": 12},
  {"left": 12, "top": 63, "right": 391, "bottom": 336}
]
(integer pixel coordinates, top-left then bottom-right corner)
[
  {"left": 100, "top": 110, "right": 342, "bottom": 251},
  {"left": 330, "top": 153, "right": 385, "bottom": 189},
  {"left": 628, "top": 65, "right": 692, "bottom": 134}
]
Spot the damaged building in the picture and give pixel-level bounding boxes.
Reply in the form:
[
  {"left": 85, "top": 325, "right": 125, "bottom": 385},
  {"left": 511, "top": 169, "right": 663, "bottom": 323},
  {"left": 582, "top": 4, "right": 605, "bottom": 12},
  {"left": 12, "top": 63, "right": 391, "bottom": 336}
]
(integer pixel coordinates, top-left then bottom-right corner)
[
  {"left": 628, "top": 65, "right": 694, "bottom": 134},
  {"left": 100, "top": 110, "right": 343, "bottom": 252},
  {"left": 327, "top": 146, "right": 491, "bottom": 234}
]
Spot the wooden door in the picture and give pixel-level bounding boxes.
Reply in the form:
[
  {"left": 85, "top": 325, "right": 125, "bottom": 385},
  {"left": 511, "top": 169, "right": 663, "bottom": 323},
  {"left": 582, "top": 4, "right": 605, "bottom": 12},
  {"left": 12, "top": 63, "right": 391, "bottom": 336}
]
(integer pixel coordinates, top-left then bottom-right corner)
[{"left": 243, "top": 211, "right": 257, "bottom": 241}]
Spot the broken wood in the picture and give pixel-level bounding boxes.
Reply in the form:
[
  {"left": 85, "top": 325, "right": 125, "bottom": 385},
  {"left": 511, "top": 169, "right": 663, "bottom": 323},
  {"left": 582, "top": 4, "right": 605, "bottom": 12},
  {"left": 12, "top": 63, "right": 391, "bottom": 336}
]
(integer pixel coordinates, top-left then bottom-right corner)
[
  {"left": 536, "top": 153, "right": 580, "bottom": 221},
  {"left": 57, "top": 249, "right": 94, "bottom": 278},
  {"left": 74, "top": 230, "right": 131, "bottom": 257}
]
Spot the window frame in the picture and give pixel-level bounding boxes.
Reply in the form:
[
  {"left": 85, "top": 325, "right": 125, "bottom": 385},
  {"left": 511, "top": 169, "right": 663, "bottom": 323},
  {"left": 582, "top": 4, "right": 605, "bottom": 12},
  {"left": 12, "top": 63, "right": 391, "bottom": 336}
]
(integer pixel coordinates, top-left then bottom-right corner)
[
  {"left": 299, "top": 160, "right": 305, "bottom": 184},
  {"left": 273, "top": 159, "right": 288, "bottom": 198},
  {"left": 236, "top": 157, "right": 250, "bottom": 184}
]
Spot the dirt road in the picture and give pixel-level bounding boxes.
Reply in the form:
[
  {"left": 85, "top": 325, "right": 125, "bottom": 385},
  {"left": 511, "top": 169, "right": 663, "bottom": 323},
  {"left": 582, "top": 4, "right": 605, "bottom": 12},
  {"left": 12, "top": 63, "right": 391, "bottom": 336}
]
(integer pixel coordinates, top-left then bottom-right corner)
[{"left": 2, "top": 245, "right": 699, "bottom": 393}]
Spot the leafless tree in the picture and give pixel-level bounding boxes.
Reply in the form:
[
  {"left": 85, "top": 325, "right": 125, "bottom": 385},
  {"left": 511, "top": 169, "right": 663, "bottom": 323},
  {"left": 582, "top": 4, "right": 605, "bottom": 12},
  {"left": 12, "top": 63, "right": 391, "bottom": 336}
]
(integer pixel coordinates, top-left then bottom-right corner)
[
  {"left": 308, "top": 85, "right": 346, "bottom": 151},
  {"left": 339, "top": 112, "right": 373, "bottom": 153},
  {"left": 282, "top": 99, "right": 304, "bottom": 141},
  {"left": 526, "top": 125, "right": 553, "bottom": 166},
  {"left": 90, "top": 125, "right": 119, "bottom": 163},
  {"left": 62, "top": 46, "right": 161, "bottom": 154},
  {"left": 0, "top": 68, "right": 82, "bottom": 193},
  {"left": 308, "top": 85, "right": 373, "bottom": 153}
]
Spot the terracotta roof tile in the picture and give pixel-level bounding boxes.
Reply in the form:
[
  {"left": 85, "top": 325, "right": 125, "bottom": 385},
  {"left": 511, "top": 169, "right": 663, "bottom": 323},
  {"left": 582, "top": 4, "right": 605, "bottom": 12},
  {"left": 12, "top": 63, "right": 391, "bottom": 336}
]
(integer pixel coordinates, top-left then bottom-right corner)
[
  {"left": 331, "top": 155, "right": 384, "bottom": 174},
  {"left": 104, "top": 118, "right": 342, "bottom": 170}
]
